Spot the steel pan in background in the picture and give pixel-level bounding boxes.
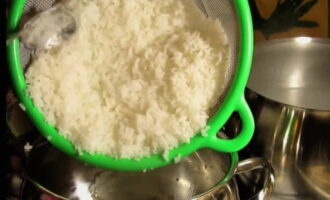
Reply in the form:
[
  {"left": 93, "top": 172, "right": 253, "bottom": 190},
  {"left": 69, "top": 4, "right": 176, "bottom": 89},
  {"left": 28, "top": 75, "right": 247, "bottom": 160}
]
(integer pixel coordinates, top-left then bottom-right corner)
[
  {"left": 243, "top": 37, "right": 330, "bottom": 200},
  {"left": 22, "top": 139, "right": 274, "bottom": 200}
]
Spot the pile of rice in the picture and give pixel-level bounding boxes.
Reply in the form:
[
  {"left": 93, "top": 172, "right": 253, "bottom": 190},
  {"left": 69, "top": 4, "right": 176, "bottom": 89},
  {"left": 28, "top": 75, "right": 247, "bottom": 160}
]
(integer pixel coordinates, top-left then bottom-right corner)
[{"left": 25, "top": 0, "right": 230, "bottom": 158}]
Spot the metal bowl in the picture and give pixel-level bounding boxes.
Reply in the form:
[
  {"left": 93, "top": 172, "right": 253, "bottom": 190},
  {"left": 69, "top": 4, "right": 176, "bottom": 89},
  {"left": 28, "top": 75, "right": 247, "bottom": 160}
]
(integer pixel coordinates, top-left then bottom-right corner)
[{"left": 23, "top": 140, "right": 274, "bottom": 200}]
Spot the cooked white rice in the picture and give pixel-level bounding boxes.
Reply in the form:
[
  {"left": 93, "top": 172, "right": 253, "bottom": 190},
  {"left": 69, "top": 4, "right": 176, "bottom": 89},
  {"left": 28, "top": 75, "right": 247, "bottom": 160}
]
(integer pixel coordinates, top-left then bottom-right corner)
[{"left": 25, "top": 0, "right": 229, "bottom": 158}]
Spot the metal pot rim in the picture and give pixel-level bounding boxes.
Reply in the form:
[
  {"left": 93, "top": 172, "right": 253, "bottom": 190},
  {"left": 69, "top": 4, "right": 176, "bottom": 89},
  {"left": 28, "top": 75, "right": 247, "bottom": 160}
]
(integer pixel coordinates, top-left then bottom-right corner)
[
  {"left": 24, "top": 144, "right": 239, "bottom": 200},
  {"left": 254, "top": 37, "right": 330, "bottom": 46},
  {"left": 246, "top": 88, "right": 330, "bottom": 112},
  {"left": 247, "top": 38, "right": 330, "bottom": 111}
]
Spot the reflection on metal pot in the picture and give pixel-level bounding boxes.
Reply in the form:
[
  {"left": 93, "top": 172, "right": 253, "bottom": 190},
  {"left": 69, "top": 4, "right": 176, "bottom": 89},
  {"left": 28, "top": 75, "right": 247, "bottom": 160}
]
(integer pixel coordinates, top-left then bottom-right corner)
[
  {"left": 244, "top": 38, "right": 330, "bottom": 200},
  {"left": 23, "top": 140, "right": 274, "bottom": 200}
]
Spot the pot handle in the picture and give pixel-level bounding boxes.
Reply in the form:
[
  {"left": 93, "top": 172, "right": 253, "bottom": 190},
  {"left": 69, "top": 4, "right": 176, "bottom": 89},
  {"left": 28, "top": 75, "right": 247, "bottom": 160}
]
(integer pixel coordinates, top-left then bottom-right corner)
[
  {"left": 194, "top": 180, "right": 239, "bottom": 200},
  {"left": 220, "top": 181, "right": 240, "bottom": 200},
  {"left": 235, "top": 158, "right": 275, "bottom": 200}
]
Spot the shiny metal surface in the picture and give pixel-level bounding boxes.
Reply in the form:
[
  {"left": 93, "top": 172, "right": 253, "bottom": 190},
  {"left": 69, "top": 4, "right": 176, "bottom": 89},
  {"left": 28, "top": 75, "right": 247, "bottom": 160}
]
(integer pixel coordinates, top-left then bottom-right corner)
[
  {"left": 8, "top": 3, "right": 76, "bottom": 51},
  {"left": 26, "top": 143, "right": 233, "bottom": 200},
  {"left": 236, "top": 158, "right": 275, "bottom": 200},
  {"left": 247, "top": 37, "right": 330, "bottom": 111},
  {"left": 245, "top": 37, "right": 330, "bottom": 200},
  {"left": 194, "top": 158, "right": 275, "bottom": 200},
  {"left": 19, "top": 173, "right": 240, "bottom": 200},
  {"left": 24, "top": 142, "right": 274, "bottom": 200}
]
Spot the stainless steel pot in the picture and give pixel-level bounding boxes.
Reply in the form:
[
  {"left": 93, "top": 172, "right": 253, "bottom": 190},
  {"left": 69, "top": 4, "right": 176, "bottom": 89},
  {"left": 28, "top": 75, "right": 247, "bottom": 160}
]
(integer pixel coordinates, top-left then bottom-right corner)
[
  {"left": 22, "top": 140, "right": 274, "bottom": 200},
  {"left": 244, "top": 38, "right": 330, "bottom": 200}
]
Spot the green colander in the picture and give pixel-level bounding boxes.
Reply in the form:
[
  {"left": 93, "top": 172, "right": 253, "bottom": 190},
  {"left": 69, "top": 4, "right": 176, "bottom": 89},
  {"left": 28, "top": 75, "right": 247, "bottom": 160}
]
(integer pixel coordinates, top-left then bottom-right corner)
[{"left": 7, "top": 0, "right": 254, "bottom": 171}]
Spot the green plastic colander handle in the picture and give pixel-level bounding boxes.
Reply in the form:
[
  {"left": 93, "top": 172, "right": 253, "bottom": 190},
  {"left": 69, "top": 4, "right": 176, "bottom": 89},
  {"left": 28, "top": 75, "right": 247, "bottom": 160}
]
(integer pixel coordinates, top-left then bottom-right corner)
[{"left": 206, "top": 96, "right": 254, "bottom": 152}]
